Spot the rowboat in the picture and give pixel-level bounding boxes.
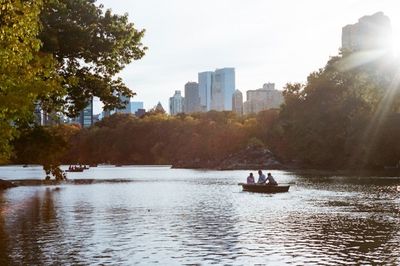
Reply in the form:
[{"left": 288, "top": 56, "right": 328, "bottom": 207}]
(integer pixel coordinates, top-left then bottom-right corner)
[
  {"left": 238, "top": 183, "right": 290, "bottom": 193},
  {"left": 66, "top": 168, "right": 84, "bottom": 172}
]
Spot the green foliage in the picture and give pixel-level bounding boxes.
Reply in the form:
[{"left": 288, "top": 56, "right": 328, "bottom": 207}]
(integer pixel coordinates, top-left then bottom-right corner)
[
  {"left": 0, "top": 0, "right": 61, "bottom": 162},
  {"left": 39, "top": 0, "right": 147, "bottom": 116}
]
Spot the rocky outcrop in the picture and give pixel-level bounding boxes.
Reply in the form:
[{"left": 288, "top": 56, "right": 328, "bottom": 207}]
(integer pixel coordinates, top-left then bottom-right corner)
[
  {"left": 0, "top": 179, "right": 17, "bottom": 190},
  {"left": 172, "top": 146, "right": 285, "bottom": 170},
  {"left": 217, "top": 146, "right": 284, "bottom": 170},
  {"left": 172, "top": 159, "right": 218, "bottom": 169}
]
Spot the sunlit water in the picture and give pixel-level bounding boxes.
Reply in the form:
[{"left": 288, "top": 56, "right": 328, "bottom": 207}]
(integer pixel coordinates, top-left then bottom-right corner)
[{"left": 0, "top": 165, "right": 399, "bottom": 265}]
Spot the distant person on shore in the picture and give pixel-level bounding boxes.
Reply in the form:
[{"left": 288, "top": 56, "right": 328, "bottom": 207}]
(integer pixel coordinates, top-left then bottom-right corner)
[
  {"left": 257, "top": 170, "right": 266, "bottom": 184},
  {"left": 247, "top": 173, "right": 255, "bottom": 184},
  {"left": 266, "top": 173, "right": 278, "bottom": 185}
]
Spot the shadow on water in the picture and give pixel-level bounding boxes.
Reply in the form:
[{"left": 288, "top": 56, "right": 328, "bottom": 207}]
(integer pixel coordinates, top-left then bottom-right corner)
[
  {"left": 0, "top": 188, "right": 65, "bottom": 265},
  {"left": 0, "top": 192, "right": 11, "bottom": 265}
]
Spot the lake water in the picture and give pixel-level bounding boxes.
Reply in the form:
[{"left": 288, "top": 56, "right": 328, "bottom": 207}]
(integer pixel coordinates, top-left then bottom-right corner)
[{"left": 0, "top": 165, "right": 399, "bottom": 265}]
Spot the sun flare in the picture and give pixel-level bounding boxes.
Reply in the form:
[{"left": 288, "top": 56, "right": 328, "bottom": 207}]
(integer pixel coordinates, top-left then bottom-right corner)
[
  {"left": 388, "top": 8, "right": 400, "bottom": 56},
  {"left": 393, "top": 31, "right": 400, "bottom": 56}
]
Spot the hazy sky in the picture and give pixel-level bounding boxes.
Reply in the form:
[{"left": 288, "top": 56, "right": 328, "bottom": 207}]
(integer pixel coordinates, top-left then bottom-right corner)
[{"left": 95, "top": 0, "right": 400, "bottom": 113}]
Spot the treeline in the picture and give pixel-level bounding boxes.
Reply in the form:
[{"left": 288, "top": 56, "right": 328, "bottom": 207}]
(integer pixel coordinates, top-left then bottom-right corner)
[{"left": 60, "top": 110, "right": 281, "bottom": 165}]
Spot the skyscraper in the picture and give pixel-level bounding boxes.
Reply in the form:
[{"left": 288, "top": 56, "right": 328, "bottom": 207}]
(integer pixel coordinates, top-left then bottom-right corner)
[
  {"left": 198, "top": 71, "right": 213, "bottom": 112},
  {"left": 169, "top": 90, "right": 184, "bottom": 115},
  {"left": 211, "top": 68, "right": 235, "bottom": 111},
  {"left": 184, "top": 82, "right": 200, "bottom": 113},
  {"left": 232, "top": 89, "right": 243, "bottom": 115},
  {"left": 76, "top": 98, "right": 94, "bottom": 128},
  {"left": 342, "top": 12, "right": 392, "bottom": 52}
]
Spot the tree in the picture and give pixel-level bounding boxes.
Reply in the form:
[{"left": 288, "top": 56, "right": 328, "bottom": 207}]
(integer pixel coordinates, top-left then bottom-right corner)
[
  {"left": 39, "top": 0, "right": 147, "bottom": 116},
  {"left": 13, "top": 125, "right": 80, "bottom": 179},
  {"left": 0, "top": 0, "right": 61, "bottom": 162},
  {"left": 2, "top": 0, "right": 146, "bottom": 180},
  {"left": 279, "top": 52, "right": 400, "bottom": 169}
]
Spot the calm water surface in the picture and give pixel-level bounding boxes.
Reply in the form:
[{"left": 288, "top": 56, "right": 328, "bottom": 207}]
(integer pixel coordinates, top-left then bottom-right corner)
[{"left": 0, "top": 165, "right": 399, "bottom": 265}]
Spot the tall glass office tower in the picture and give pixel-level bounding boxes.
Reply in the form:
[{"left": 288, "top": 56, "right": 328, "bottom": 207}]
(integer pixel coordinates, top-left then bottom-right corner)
[
  {"left": 198, "top": 71, "right": 213, "bottom": 112},
  {"left": 198, "top": 68, "right": 235, "bottom": 112},
  {"left": 211, "top": 68, "right": 235, "bottom": 111}
]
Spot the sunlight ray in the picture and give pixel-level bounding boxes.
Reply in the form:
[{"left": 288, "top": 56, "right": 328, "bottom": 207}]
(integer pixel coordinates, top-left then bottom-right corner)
[
  {"left": 357, "top": 60, "right": 400, "bottom": 166},
  {"left": 336, "top": 50, "right": 390, "bottom": 71}
]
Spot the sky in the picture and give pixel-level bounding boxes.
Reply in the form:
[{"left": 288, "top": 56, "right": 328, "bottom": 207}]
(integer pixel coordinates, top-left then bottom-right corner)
[{"left": 94, "top": 0, "right": 400, "bottom": 113}]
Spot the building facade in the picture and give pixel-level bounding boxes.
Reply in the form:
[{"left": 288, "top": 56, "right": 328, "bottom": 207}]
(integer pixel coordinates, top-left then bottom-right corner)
[
  {"left": 130, "top": 101, "right": 144, "bottom": 114},
  {"left": 169, "top": 90, "right": 184, "bottom": 115},
  {"left": 243, "top": 83, "right": 283, "bottom": 115},
  {"left": 232, "top": 89, "right": 243, "bottom": 115},
  {"left": 184, "top": 82, "right": 200, "bottom": 113},
  {"left": 210, "top": 68, "right": 235, "bottom": 111},
  {"left": 135, "top": 108, "right": 146, "bottom": 117},
  {"left": 342, "top": 12, "right": 392, "bottom": 52},
  {"left": 198, "top": 71, "right": 213, "bottom": 112},
  {"left": 74, "top": 98, "right": 94, "bottom": 128}
]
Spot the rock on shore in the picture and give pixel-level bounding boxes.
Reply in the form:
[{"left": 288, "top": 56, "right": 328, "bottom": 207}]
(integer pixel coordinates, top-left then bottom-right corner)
[
  {"left": 218, "top": 146, "right": 284, "bottom": 170},
  {"left": 173, "top": 146, "right": 285, "bottom": 170}
]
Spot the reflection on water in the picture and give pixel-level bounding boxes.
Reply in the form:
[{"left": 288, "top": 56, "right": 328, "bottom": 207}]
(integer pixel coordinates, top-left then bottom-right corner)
[{"left": 0, "top": 166, "right": 399, "bottom": 265}]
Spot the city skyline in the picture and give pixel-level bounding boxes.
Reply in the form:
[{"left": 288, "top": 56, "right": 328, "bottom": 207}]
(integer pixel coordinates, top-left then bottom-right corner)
[{"left": 95, "top": 0, "right": 400, "bottom": 113}]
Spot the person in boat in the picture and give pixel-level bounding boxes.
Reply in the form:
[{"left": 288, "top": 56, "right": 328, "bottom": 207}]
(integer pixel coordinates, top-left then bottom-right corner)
[
  {"left": 247, "top": 173, "right": 255, "bottom": 184},
  {"left": 257, "top": 170, "right": 266, "bottom": 184},
  {"left": 266, "top": 173, "right": 278, "bottom": 185}
]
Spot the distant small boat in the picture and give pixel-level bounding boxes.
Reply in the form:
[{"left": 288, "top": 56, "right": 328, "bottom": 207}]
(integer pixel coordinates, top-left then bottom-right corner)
[
  {"left": 66, "top": 168, "right": 84, "bottom": 173},
  {"left": 238, "top": 183, "right": 290, "bottom": 193},
  {"left": 66, "top": 165, "right": 87, "bottom": 172}
]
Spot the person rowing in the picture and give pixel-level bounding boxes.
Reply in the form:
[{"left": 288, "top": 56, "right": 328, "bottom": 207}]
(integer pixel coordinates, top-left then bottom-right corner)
[{"left": 266, "top": 172, "right": 278, "bottom": 185}]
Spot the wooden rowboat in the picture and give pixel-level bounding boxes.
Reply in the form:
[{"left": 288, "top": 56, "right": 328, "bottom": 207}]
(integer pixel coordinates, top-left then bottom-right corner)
[{"left": 238, "top": 183, "right": 290, "bottom": 193}]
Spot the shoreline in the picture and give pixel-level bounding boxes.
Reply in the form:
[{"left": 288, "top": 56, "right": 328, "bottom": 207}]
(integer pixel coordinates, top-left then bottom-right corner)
[{"left": 0, "top": 167, "right": 398, "bottom": 189}]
